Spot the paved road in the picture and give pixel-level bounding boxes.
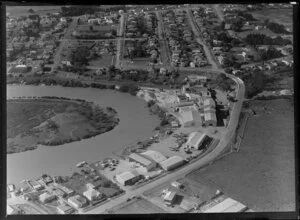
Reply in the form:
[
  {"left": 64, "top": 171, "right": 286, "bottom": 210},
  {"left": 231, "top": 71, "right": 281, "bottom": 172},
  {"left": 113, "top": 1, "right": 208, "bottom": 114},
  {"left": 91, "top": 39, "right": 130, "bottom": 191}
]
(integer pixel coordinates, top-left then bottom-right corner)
[
  {"left": 53, "top": 17, "right": 79, "bottom": 69},
  {"left": 186, "top": 9, "right": 219, "bottom": 70},
  {"left": 213, "top": 4, "right": 225, "bottom": 22},
  {"left": 156, "top": 11, "right": 171, "bottom": 67},
  {"left": 85, "top": 69, "right": 245, "bottom": 214}
]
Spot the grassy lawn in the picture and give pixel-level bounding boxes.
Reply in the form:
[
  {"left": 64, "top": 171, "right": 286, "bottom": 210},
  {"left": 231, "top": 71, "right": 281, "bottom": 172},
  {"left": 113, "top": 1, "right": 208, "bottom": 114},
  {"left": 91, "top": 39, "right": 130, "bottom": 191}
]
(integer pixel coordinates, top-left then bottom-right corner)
[{"left": 187, "top": 99, "right": 295, "bottom": 211}]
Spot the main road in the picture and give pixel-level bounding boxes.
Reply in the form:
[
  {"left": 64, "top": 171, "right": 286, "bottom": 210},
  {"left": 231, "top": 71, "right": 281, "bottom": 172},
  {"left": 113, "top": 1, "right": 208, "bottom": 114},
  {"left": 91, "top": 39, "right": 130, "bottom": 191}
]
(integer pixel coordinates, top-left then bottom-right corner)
[{"left": 85, "top": 69, "right": 245, "bottom": 214}]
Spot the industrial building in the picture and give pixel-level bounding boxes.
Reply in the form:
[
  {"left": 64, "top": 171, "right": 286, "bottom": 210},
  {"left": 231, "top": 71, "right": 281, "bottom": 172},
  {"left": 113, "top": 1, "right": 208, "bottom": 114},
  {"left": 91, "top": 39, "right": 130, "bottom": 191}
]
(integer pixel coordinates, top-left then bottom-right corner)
[
  {"left": 141, "top": 150, "right": 167, "bottom": 163},
  {"left": 58, "top": 185, "right": 75, "bottom": 196},
  {"left": 83, "top": 188, "right": 102, "bottom": 201},
  {"left": 57, "top": 203, "right": 75, "bottom": 214},
  {"left": 68, "top": 195, "right": 88, "bottom": 209},
  {"left": 129, "top": 153, "right": 157, "bottom": 171},
  {"left": 163, "top": 191, "right": 177, "bottom": 205},
  {"left": 203, "top": 98, "right": 217, "bottom": 127},
  {"left": 160, "top": 156, "right": 185, "bottom": 171},
  {"left": 39, "top": 192, "right": 56, "bottom": 203},
  {"left": 115, "top": 170, "right": 142, "bottom": 186},
  {"left": 203, "top": 198, "right": 247, "bottom": 213},
  {"left": 53, "top": 188, "right": 67, "bottom": 198},
  {"left": 185, "top": 131, "right": 207, "bottom": 150},
  {"left": 181, "top": 109, "right": 202, "bottom": 127},
  {"left": 204, "top": 111, "right": 217, "bottom": 127}
]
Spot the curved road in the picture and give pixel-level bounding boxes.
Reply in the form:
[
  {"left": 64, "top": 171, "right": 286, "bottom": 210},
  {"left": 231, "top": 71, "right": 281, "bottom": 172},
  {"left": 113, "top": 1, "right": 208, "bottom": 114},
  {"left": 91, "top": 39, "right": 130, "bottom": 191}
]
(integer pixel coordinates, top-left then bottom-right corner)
[{"left": 85, "top": 70, "right": 245, "bottom": 214}]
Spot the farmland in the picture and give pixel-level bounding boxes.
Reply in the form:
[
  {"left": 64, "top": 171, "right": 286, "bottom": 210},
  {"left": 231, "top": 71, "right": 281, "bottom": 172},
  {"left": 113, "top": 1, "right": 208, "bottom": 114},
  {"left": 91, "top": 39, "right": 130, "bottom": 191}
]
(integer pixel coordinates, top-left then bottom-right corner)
[
  {"left": 187, "top": 98, "right": 295, "bottom": 211},
  {"left": 7, "top": 98, "right": 119, "bottom": 154},
  {"left": 251, "top": 8, "right": 293, "bottom": 30}
]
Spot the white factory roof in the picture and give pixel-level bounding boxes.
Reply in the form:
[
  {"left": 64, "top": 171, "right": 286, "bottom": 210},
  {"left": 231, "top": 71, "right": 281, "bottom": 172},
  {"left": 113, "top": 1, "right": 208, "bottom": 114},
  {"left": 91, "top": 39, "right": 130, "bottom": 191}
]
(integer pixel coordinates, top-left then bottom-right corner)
[
  {"left": 116, "top": 170, "right": 138, "bottom": 182},
  {"left": 160, "top": 156, "right": 184, "bottom": 167},
  {"left": 203, "top": 98, "right": 215, "bottom": 107},
  {"left": 186, "top": 132, "right": 206, "bottom": 147},
  {"left": 129, "top": 153, "right": 153, "bottom": 166},
  {"left": 141, "top": 150, "right": 167, "bottom": 163},
  {"left": 204, "top": 198, "right": 243, "bottom": 213},
  {"left": 204, "top": 112, "right": 217, "bottom": 122},
  {"left": 39, "top": 192, "right": 55, "bottom": 201}
]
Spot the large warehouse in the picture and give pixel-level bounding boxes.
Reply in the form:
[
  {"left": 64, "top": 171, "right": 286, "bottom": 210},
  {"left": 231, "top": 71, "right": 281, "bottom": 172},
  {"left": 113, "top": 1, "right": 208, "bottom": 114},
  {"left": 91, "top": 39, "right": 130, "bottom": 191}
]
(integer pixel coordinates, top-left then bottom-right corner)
[
  {"left": 141, "top": 150, "right": 167, "bottom": 163},
  {"left": 115, "top": 170, "right": 142, "bottom": 186},
  {"left": 159, "top": 156, "right": 185, "bottom": 171},
  {"left": 203, "top": 198, "right": 247, "bottom": 213},
  {"left": 185, "top": 131, "right": 207, "bottom": 150},
  {"left": 129, "top": 153, "right": 157, "bottom": 171}
]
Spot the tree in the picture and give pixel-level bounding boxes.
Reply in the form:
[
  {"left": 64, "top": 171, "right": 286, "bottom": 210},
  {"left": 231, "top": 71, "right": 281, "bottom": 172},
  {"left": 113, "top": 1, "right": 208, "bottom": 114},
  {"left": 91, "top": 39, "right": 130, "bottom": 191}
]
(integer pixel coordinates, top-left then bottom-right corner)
[
  {"left": 28, "top": 8, "right": 35, "bottom": 13},
  {"left": 231, "top": 19, "right": 244, "bottom": 32}
]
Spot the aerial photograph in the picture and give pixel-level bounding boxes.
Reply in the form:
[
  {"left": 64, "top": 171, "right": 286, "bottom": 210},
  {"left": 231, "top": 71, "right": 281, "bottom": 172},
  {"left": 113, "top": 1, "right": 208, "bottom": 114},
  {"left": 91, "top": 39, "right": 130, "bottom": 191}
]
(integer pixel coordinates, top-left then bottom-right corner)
[{"left": 5, "top": 3, "right": 295, "bottom": 215}]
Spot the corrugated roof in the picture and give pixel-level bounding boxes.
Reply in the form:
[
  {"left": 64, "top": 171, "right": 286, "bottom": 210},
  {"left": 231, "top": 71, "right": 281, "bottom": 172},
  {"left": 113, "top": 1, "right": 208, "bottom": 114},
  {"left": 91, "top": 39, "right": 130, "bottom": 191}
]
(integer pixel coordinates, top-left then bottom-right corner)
[
  {"left": 223, "top": 202, "right": 247, "bottom": 212},
  {"left": 204, "top": 112, "right": 217, "bottom": 122},
  {"left": 129, "top": 153, "right": 153, "bottom": 166},
  {"left": 204, "top": 198, "right": 239, "bottom": 213},
  {"left": 141, "top": 150, "right": 167, "bottom": 163},
  {"left": 164, "top": 191, "right": 176, "bottom": 201},
  {"left": 187, "top": 132, "right": 206, "bottom": 147},
  {"left": 116, "top": 171, "right": 137, "bottom": 182},
  {"left": 160, "top": 156, "right": 184, "bottom": 167}
]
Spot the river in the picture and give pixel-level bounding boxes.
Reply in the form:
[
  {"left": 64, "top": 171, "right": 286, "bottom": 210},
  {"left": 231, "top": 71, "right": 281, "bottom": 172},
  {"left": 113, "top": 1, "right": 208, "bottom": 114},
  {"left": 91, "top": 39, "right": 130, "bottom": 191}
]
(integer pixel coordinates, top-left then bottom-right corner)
[{"left": 7, "top": 85, "right": 160, "bottom": 186}]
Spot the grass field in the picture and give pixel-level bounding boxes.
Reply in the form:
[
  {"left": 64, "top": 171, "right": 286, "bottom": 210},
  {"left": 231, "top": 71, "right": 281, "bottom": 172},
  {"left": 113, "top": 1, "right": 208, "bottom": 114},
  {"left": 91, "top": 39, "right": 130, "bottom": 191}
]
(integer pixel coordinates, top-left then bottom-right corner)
[
  {"left": 252, "top": 9, "right": 293, "bottom": 30},
  {"left": 187, "top": 98, "right": 295, "bottom": 211},
  {"left": 7, "top": 98, "right": 119, "bottom": 154},
  {"left": 110, "top": 198, "right": 166, "bottom": 214}
]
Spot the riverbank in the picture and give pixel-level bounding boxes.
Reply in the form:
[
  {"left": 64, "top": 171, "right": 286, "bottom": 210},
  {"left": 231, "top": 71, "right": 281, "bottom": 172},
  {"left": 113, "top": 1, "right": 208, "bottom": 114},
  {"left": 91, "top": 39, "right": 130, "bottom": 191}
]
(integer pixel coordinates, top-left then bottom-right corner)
[{"left": 7, "top": 97, "right": 119, "bottom": 154}]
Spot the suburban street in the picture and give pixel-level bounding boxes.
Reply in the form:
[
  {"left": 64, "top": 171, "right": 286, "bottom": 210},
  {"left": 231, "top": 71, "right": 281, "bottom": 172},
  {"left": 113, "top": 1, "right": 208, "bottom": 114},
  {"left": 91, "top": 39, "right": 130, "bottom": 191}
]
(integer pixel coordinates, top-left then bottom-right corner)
[
  {"left": 156, "top": 11, "right": 171, "bottom": 67},
  {"left": 186, "top": 9, "right": 219, "bottom": 70},
  {"left": 213, "top": 4, "right": 225, "bottom": 22},
  {"left": 53, "top": 17, "right": 79, "bottom": 69}
]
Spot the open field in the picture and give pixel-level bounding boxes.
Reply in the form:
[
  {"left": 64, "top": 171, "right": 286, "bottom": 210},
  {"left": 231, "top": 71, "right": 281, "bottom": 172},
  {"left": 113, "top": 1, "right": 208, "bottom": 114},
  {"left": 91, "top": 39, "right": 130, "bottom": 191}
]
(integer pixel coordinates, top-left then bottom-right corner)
[
  {"left": 108, "top": 197, "right": 166, "bottom": 214},
  {"left": 7, "top": 98, "right": 119, "bottom": 154},
  {"left": 252, "top": 9, "right": 293, "bottom": 30},
  {"left": 187, "top": 98, "right": 295, "bottom": 211}
]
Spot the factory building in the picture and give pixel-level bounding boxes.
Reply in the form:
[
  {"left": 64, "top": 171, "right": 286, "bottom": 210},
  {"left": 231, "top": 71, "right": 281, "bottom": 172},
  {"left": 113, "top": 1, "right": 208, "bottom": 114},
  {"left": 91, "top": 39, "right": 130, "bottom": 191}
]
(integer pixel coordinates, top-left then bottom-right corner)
[
  {"left": 160, "top": 156, "right": 185, "bottom": 171},
  {"left": 115, "top": 170, "right": 142, "bottom": 186},
  {"left": 129, "top": 153, "right": 157, "bottom": 171}
]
